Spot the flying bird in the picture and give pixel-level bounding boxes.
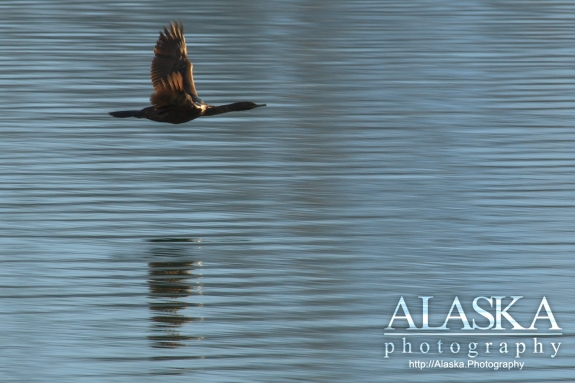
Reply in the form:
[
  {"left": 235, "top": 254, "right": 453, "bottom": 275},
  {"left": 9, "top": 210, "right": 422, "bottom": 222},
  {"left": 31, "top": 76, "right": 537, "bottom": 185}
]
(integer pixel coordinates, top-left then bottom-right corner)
[{"left": 110, "top": 21, "right": 266, "bottom": 124}]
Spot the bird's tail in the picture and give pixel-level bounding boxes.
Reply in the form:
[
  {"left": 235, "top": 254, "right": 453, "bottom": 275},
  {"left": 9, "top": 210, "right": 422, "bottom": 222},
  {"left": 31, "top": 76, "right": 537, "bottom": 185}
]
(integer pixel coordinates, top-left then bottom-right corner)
[{"left": 109, "top": 110, "right": 143, "bottom": 118}]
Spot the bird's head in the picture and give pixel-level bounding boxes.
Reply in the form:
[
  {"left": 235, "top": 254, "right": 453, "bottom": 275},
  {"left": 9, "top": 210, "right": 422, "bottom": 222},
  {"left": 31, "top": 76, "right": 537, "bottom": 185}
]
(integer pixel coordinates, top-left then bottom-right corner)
[{"left": 233, "top": 102, "right": 267, "bottom": 110}]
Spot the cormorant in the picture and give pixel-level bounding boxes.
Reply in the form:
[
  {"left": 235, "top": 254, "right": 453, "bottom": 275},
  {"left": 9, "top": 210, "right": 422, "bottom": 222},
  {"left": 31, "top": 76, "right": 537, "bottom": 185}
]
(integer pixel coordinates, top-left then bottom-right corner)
[{"left": 109, "top": 21, "right": 266, "bottom": 124}]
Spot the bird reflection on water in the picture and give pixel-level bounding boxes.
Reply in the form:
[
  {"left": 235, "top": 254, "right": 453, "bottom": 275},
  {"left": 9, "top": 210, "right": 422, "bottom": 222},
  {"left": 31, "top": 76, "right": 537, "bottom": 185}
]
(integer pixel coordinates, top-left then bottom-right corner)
[
  {"left": 110, "top": 21, "right": 266, "bottom": 124},
  {"left": 147, "top": 245, "right": 204, "bottom": 349}
]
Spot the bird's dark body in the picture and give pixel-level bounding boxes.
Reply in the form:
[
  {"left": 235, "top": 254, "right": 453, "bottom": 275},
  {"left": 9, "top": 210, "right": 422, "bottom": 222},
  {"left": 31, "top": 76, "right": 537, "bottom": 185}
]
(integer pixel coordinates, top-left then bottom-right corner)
[
  {"left": 110, "top": 106, "right": 199, "bottom": 124},
  {"left": 109, "top": 22, "right": 265, "bottom": 124}
]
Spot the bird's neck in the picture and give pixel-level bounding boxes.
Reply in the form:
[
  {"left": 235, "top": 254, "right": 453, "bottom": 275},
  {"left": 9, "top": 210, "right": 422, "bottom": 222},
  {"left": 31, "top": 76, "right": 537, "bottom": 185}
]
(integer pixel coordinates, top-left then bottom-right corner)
[{"left": 203, "top": 102, "right": 256, "bottom": 117}]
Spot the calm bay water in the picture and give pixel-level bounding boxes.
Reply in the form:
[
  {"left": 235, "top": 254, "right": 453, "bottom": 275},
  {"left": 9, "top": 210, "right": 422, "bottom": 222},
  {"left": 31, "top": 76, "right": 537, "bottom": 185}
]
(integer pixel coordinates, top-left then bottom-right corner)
[{"left": 1, "top": 1, "right": 574, "bottom": 382}]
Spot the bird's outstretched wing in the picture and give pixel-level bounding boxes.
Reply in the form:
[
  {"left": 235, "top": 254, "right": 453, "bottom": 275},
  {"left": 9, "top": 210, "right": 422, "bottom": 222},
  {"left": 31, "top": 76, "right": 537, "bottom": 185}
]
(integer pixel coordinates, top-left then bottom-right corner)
[
  {"left": 150, "top": 72, "right": 198, "bottom": 111},
  {"left": 151, "top": 21, "right": 200, "bottom": 101}
]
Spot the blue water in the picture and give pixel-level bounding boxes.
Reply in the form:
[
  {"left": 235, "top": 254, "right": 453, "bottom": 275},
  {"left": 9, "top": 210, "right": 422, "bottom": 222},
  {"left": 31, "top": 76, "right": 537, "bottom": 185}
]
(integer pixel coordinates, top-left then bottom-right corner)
[{"left": 0, "top": 1, "right": 574, "bottom": 381}]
